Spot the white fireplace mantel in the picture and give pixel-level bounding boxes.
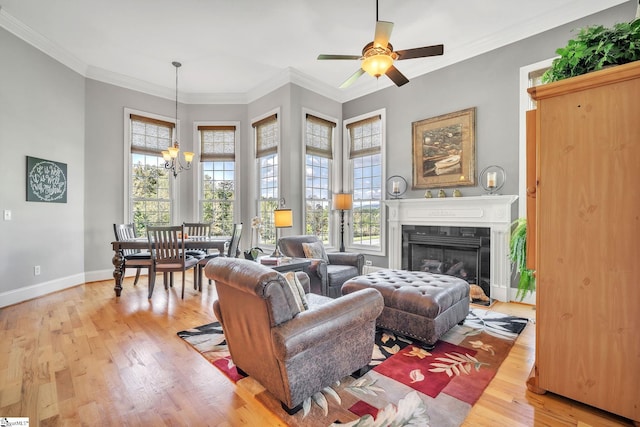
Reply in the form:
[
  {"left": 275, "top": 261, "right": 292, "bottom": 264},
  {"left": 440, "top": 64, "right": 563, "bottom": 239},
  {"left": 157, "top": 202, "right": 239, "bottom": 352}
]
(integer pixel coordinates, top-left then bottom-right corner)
[{"left": 384, "top": 195, "right": 518, "bottom": 302}]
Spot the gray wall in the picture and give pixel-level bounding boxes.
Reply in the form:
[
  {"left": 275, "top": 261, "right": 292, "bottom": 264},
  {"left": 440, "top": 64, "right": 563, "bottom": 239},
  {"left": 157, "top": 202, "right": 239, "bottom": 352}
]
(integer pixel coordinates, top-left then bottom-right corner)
[
  {"left": 0, "top": 1, "right": 636, "bottom": 306},
  {"left": 1, "top": 27, "right": 85, "bottom": 303},
  {"left": 343, "top": 1, "right": 636, "bottom": 267}
]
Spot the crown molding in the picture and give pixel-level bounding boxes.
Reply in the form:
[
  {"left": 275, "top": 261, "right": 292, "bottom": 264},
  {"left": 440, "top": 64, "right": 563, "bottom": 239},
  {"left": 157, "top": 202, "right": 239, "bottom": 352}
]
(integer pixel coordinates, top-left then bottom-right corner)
[
  {"left": 0, "top": 6, "right": 87, "bottom": 76},
  {"left": 1, "top": 0, "right": 628, "bottom": 105}
]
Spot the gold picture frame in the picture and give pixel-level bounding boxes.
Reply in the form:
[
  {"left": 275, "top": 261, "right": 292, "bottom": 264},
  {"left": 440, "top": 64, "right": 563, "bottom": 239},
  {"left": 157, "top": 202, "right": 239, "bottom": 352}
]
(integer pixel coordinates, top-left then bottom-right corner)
[{"left": 412, "top": 107, "right": 476, "bottom": 189}]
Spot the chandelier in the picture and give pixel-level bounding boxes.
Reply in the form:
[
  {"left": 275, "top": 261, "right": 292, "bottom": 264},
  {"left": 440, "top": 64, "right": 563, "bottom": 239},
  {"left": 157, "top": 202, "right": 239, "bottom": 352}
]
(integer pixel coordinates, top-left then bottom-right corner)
[{"left": 162, "top": 61, "right": 194, "bottom": 177}]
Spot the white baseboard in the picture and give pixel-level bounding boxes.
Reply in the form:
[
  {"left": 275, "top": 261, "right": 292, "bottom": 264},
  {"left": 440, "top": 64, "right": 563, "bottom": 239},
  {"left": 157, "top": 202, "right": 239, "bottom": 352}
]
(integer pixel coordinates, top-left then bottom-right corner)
[
  {"left": 84, "top": 269, "right": 120, "bottom": 283},
  {"left": 0, "top": 269, "right": 144, "bottom": 308},
  {"left": 508, "top": 288, "right": 536, "bottom": 305},
  {"left": 0, "top": 273, "right": 86, "bottom": 308}
]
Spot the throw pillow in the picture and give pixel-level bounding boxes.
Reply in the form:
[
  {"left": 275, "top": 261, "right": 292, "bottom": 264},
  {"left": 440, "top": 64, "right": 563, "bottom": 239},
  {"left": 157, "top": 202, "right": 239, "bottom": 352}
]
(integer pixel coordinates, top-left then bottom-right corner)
[
  {"left": 301, "top": 241, "right": 330, "bottom": 263},
  {"left": 283, "top": 272, "right": 308, "bottom": 312}
]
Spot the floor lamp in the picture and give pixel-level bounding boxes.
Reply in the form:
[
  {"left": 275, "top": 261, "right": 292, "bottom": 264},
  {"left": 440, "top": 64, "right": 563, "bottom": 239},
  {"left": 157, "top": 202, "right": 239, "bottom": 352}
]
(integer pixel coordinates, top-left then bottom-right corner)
[
  {"left": 333, "top": 193, "right": 353, "bottom": 252},
  {"left": 272, "top": 208, "right": 293, "bottom": 257}
]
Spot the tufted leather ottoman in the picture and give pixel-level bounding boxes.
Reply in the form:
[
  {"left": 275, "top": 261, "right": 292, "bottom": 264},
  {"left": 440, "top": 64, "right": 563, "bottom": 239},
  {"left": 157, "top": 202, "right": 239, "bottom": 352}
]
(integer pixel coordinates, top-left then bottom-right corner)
[{"left": 342, "top": 269, "right": 470, "bottom": 349}]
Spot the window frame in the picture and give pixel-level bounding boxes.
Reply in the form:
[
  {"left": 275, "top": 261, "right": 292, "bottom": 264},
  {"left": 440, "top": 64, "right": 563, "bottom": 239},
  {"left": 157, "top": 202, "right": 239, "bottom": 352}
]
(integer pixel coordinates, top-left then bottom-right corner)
[
  {"left": 343, "top": 108, "right": 386, "bottom": 256},
  {"left": 252, "top": 109, "right": 280, "bottom": 248},
  {"left": 302, "top": 109, "right": 338, "bottom": 248},
  {"left": 123, "top": 107, "right": 178, "bottom": 231},
  {"left": 193, "top": 120, "right": 241, "bottom": 236}
]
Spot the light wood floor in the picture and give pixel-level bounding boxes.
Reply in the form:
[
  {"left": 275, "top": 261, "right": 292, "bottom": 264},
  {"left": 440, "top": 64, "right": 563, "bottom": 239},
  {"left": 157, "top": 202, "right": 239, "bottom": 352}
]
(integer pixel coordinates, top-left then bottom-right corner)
[{"left": 0, "top": 275, "right": 634, "bottom": 426}]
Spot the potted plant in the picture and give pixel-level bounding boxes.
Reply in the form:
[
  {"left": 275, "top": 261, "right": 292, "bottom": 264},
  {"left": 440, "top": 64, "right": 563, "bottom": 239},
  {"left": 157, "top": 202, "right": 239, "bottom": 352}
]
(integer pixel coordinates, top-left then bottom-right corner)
[
  {"left": 509, "top": 218, "right": 536, "bottom": 301},
  {"left": 244, "top": 216, "right": 264, "bottom": 261},
  {"left": 542, "top": 18, "right": 640, "bottom": 83}
]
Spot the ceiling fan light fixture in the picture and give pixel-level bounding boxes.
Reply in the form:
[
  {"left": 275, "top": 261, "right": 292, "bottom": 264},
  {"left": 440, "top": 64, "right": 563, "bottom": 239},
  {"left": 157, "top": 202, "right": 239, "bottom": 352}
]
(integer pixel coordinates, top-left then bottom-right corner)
[{"left": 362, "top": 53, "right": 393, "bottom": 77}]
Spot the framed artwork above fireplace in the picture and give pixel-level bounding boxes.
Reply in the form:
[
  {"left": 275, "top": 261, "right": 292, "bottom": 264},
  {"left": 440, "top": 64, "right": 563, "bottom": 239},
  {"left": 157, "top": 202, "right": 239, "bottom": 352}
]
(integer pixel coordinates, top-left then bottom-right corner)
[{"left": 411, "top": 107, "right": 476, "bottom": 189}]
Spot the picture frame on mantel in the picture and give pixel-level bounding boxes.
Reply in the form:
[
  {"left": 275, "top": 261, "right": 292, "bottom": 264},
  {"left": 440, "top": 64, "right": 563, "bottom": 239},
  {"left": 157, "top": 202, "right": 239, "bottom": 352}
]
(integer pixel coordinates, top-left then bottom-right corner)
[{"left": 411, "top": 107, "right": 476, "bottom": 189}]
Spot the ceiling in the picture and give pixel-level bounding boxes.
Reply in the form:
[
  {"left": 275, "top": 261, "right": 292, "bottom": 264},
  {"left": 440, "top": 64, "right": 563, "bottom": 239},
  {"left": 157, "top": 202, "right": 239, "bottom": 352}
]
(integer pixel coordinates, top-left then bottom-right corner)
[{"left": 0, "top": 0, "right": 628, "bottom": 103}]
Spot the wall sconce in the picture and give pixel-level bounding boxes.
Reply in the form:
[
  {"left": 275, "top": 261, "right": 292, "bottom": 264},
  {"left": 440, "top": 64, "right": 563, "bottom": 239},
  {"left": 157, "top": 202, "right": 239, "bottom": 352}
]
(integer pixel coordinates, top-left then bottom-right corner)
[
  {"left": 333, "top": 193, "right": 353, "bottom": 252},
  {"left": 272, "top": 208, "right": 293, "bottom": 257},
  {"left": 480, "top": 165, "right": 506, "bottom": 195},
  {"left": 385, "top": 175, "right": 407, "bottom": 199},
  {"left": 161, "top": 61, "right": 194, "bottom": 178}
]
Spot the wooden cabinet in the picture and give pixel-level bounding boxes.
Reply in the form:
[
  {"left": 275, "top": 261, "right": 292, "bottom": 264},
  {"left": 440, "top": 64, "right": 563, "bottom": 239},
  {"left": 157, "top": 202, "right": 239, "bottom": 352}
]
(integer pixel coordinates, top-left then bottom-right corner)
[{"left": 527, "top": 61, "right": 640, "bottom": 424}]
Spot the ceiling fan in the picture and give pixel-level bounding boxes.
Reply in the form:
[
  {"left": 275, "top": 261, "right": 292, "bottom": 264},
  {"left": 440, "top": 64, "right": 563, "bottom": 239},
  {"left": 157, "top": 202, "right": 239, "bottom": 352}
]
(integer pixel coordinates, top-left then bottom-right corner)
[{"left": 317, "top": 0, "right": 444, "bottom": 88}]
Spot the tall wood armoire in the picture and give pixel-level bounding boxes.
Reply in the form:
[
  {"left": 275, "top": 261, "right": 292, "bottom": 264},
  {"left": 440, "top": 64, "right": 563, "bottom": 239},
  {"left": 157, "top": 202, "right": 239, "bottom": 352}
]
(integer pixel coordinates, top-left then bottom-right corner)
[{"left": 527, "top": 60, "right": 640, "bottom": 424}]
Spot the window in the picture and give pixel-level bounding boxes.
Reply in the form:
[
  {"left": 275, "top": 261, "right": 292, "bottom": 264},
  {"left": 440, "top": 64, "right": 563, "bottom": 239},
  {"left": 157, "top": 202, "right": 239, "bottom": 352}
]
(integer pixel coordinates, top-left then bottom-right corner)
[
  {"left": 304, "top": 114, "right": 336, "bottom": 244},
  {"left": 129, "top": 113, "right": 174, "bottom": 236},
  {"left": 346, "top": 113, "right": 384, "bottom": 252},
  {"left": 198, "top": 124, "right": 237, "bottom": 236},
  {"left": 253, "top": 113, "right": 279, "bottom": 245}
]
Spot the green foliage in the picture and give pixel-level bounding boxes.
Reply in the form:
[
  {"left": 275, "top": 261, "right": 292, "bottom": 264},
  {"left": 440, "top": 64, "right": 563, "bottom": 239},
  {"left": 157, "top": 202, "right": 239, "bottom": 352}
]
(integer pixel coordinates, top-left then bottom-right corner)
[
  {"left": 542, "top": 19, "right": 640, "bottom": 83},
  {"left": 132, "top": 163, "right": 170, "bottom": 235},
  {"left": 509, "top": 218, "right": 536, "bottom": 301},
  {"left": 305, "top": 202, "right": 329, "bottom": 243},
  {"left": 352, "top": 205, "right": 381, "bottom": 244},
  {"left": 202, "top": 180, "right": 235, "bottom": 235}
]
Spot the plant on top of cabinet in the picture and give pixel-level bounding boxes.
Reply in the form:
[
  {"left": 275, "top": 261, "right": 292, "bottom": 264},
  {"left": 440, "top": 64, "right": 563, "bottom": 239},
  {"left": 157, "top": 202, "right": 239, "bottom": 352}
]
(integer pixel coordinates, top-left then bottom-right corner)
[{"left": 542, "top": 19, "right": 640, "bottom": 83}]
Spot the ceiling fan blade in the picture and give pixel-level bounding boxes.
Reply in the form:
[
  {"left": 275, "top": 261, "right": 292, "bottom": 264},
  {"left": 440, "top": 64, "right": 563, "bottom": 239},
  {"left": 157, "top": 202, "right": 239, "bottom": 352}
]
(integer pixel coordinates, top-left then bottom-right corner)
[
  {"left": 318, "top": 54, "right": 362, "bottom": 60},
  {"left": 395, "top": 44, "right": 444, "bottom": 60},
  {"left": 339, "top": 68, "right": 366, "bottom": 89},
  {"left": 385, "top": 65, "right": 409, "bottom": 87},
  {"left": 373, "top": 21, "right": 394, "bottom": 48}
]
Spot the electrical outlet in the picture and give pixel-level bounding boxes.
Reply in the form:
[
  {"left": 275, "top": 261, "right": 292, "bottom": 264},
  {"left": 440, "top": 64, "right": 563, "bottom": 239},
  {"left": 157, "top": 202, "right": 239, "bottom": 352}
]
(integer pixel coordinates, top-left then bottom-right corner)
[
  {"left": 34, "top": 265, "right": 41, "bottom": 276},
  {"left": 365, "top": 260, "right": 372, "bottom": 266}
]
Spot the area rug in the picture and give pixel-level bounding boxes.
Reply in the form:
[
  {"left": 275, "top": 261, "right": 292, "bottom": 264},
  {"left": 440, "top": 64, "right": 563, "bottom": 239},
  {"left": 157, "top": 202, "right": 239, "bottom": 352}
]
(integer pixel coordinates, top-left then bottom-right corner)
[{"left": 177, "top": 308, "right": 529, "bottom": 426}]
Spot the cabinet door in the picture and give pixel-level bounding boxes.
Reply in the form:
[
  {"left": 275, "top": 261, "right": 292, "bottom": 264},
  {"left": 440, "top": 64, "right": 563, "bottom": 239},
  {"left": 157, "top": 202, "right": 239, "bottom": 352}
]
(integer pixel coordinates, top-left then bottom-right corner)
[
  {"left": 536, "top": 76, "right": 640, "bottom": 421},
  {"left": 525, "top": 109, "right": 536, "bottom": 271}
]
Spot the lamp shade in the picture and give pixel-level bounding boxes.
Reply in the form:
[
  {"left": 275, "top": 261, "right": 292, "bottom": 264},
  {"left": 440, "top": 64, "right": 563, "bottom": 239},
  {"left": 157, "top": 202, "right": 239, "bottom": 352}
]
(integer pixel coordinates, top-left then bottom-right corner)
[
  {"left": 274, "top": 208, "right": 293, "bottom": 228},
  {"left": 362, "top": 54, "right": 393, "bottom": 77},
  {"left": 333, "top": 193, "right": 353, "bottom": 210},
  {"left": 183, "top": 151, "right": 195, "bottom": 163}
]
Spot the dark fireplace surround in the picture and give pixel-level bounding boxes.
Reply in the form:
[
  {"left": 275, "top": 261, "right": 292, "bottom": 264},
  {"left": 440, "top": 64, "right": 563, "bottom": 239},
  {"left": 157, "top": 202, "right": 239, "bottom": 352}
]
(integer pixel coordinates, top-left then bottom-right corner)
[{"left": 402, "top": 225, "right": 491, "bottom": 301}]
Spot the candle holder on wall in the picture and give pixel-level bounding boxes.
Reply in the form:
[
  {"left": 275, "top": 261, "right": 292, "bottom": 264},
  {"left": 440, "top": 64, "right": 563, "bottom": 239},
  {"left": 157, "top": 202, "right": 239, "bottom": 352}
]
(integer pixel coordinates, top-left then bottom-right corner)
[
  {"left": 480, "top": 165, "right": 506, "bottom": 195},
  {"left": 386, "top": 175, "right": 408, "bottom": 199}
]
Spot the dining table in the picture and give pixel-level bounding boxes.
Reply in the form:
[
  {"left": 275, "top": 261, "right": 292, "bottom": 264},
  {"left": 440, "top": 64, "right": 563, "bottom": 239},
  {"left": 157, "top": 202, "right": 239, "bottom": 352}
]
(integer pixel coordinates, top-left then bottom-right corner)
[{"left": 111, "top": 236, "right": 230, "bottom": 297}]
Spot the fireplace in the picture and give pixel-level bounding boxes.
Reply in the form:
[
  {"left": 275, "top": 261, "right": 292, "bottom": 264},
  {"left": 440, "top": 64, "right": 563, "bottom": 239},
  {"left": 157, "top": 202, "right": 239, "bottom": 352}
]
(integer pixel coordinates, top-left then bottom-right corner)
[
  {"left": 402, "top": 225, "right": 491, "bottom": 302},
  {"left": 385, "top": 195, "right": 517, "bottom": 302}
]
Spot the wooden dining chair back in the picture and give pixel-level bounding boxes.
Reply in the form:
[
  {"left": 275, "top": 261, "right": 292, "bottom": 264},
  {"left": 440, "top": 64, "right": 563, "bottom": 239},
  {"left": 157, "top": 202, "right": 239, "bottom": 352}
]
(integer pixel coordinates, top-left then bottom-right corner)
[
  {"left": 195, "top": 222, "right": 243, "bottom": 289},
  {"left": 226, "top": 223, "right": 243, "bottom": 257},
  {"left": 184, "top": 222, "right": 216, "bottom": 290},
  {"left": 147, "top": 225, "right": 199, "bottom": 299},
  {"left": 183, "top": 222, "right": 211, "bottom": 238},
  {"left": 113, "top": 223, "right": 152, "bottom": 287}
]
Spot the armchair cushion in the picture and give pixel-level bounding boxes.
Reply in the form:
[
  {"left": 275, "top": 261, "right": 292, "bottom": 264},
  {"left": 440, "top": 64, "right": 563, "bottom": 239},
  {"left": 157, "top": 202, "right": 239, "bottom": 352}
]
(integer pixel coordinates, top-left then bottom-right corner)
[
  {"left": 301, "top": 241, "right": 329, "bottom": 263},
  {"left": 283, "top": 272, "right": 308, "bottom": 312}
]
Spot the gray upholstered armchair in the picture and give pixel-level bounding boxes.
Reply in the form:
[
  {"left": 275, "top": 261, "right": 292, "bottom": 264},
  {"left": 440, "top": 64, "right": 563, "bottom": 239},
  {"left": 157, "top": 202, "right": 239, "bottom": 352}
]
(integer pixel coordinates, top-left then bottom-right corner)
[
  {"left": 277, "top": 235, "right": 364, "bottom": 298},
  {"left": 204, "top": 257, "right": 383, "bottom": 414}
]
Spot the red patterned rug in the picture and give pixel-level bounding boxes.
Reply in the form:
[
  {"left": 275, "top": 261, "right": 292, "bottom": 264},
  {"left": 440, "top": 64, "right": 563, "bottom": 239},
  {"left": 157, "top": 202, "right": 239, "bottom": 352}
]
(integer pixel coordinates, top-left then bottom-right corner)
[{"left": 177, "top": 308, "right": 529, "bottom": 426}]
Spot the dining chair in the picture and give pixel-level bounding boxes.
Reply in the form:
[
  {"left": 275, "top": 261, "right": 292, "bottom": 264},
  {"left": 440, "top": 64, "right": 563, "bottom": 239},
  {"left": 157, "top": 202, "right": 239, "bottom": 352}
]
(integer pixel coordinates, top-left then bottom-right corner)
[
  {"left": 113, "top": 223, "right": 153, "bottom": 288},
  {"left": 184, "top": 222, "right": 217, "bottom": 290},
  {"left": 198, "top": 223, "right": 243, "bottom": 288},
  {"left": 182, "top": 222, "right": 211, "bottom": 290},
  {"left": 147, "top": 225, "right": 199, "bottom": 299}
]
